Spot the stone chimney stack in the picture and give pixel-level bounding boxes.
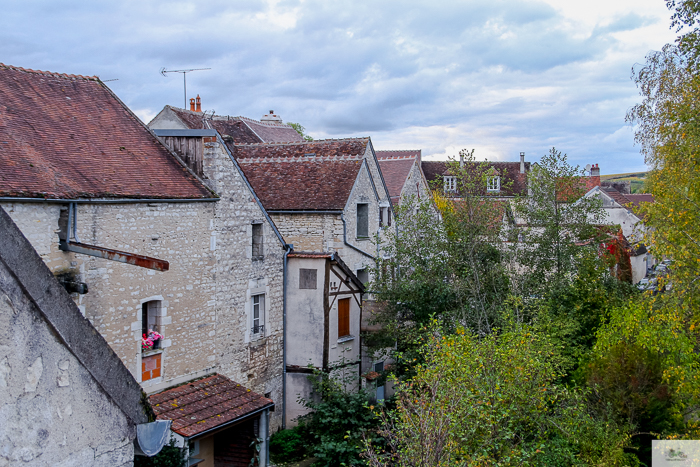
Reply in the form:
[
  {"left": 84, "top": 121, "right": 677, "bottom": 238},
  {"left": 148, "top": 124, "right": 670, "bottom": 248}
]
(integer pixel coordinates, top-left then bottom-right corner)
[
  {"left": 520, "top": 152, "right": 525, "bottom": 174},
  {"left": 189, "top": 98, "right": 195, "bottom": 111},
  {"left": 261, "top": 110, "right": 283, "bottom": 123},
  {"left": 195, "top": 95, "right": 202, "bottom": 113}
]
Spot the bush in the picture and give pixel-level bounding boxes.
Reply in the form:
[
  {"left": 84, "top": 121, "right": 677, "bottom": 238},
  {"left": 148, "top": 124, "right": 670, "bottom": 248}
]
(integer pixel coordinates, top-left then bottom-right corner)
[
  {"left": 134, "top": 439, "right": 187, "bottom": 467},
  {"left": 270, "top": 427, "right": 307, "bottom": 464}
]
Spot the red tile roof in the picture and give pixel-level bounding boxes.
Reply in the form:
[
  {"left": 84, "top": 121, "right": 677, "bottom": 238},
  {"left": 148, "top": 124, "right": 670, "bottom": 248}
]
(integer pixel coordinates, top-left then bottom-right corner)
[
  {"left": 232, "top": 139, "right": 368, "bottom": 211},
  {"left": 0, "top": 64, "right": 214, "bottom": 200},
  {"left": 376, "top": 152, "right": 419, "bottom": 205},
  {"left": 163, "top": 107, "right": 303, "bottom": 143},
  {"left": 422, "top": 161, "right": 530, "bottom": 196},
  {"left": 149, "top": 374, "right": 273, "bottom": 438},
  {"left": 239, "top": 116, "right": 304, "bottom": 143},
  {"left": 626, "top": 193, "right": 654, "bottom": 207}
]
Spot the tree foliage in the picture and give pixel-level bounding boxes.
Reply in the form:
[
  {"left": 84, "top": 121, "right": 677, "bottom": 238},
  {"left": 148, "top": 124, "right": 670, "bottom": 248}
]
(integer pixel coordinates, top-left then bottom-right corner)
[{"left": 364, "top": 326, "right": 636, "bottom": 467}]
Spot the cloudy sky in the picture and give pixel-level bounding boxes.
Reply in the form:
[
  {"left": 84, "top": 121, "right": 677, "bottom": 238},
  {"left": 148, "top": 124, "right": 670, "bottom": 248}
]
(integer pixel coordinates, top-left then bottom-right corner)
[{"left": 2, "top": 0, "right": 679, "bottom": 173}]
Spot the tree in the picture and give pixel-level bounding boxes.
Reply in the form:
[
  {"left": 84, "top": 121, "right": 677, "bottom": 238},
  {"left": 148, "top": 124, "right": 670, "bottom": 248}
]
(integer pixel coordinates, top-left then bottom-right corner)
[
  {"left": 363, "top": 325, "right": 636, "bottom": 466},
  {"left": 512, "top": 148, "right": 605, "bottom": 297},
  {"left": 287, "top": 122, "right": 314, "bottom": 141}
]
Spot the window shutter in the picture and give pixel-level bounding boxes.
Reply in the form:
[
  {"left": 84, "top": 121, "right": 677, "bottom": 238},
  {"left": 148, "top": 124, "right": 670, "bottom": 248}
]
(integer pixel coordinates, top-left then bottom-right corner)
[{"left": 338, "top": 298, "right": 350, "bottom": 337}]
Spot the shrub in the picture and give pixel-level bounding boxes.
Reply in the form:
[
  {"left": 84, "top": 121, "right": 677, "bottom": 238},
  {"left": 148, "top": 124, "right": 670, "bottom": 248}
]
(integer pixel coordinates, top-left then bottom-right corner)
[{"left": 270, "top": 427, "right": 307, "bottom": 464}]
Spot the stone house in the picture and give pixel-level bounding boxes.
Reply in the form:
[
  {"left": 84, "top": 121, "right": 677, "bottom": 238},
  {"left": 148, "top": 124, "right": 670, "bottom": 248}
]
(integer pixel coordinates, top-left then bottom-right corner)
[
  {"left": 0, "top": 64, "right": 284, "bottom": 464},
  {"left": 422, "top": 152, "right": 530, "bottom": 199},
  {"left": 284, "top": 252, "right": 364, "bottom": 426},
  {"left": 376, "top": 149, "right": 431, "bottom": 207},
  {"left": 0, "top": 207, "right": 164, "bottom": 466},
  {"left": 149, "top": 103, "right": 304, "bottom": 143}
]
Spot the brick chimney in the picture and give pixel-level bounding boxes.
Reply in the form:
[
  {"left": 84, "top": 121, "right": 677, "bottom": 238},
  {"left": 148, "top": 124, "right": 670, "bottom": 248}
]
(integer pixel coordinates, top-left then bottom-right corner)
[
  {"left": 195, "top": 95, "right": 202, "bottom": 113},
  {"left": 189, "top": 98, "right": 195, "bottom": 111},
  {"left": 589, "top": 163, "right": 601, "bottom": 188},
  {"left": 520, "top": 152, "right": 525, "bottom": 174}
]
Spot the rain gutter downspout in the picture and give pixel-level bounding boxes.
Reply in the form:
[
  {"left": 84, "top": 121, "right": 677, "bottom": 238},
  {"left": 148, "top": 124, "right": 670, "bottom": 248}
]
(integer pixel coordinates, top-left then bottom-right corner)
[
  {"left": 282, "top": 243, "right": 293, "bottom": 429},
  {"left": 341, "top": 212, "right": 375, "bottom": 260}
]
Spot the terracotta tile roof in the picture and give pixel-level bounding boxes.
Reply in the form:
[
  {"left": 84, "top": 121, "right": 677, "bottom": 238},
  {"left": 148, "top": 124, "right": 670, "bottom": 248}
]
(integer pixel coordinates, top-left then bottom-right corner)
[
  {"left": 209, "top": 118, "right": 262, "bottom": 144},
  {"left": 149, "top": 374, "right": 273, "bottom": 438},
  {"left": 232, "top": 139, "right": 367, "bottom": 211},
  {"left": 377, "top": 156, "right": 417, "bottom": 205},
  {"left": 238, "top": 116, "right": 304, "bottom": 143},
  {"left": 164, "top": 108, "right": 303, "bottom": 143},
  {"left": 169, "top": 106, "right": 207, "bottom": 130},
  {"left": 376, "top": 149, "right": 421, "bottom": 160},
  {"left": 422, "top": 160, "right": 530, "bottom": 196},
  {"left": 602, "top": 186, "right": 632, "bottom": 205},
  {"left": 0, "top": 64, "right": 214, "bottom": 200},
  {"left": 626, "top": 193, "right": 654, "bottom": 207}
]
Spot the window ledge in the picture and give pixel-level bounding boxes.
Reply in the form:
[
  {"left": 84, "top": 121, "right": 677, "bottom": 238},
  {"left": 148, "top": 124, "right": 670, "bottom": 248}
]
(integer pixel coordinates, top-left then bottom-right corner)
[
  {"left": 142, "top": 349, "right": 163, "bottom": 357},
  {"left": 356, "top": 237, "right": 369, "bottom": 241},
  {"left": 251, "top": 255, "right": 264, "bottom": 261},
  {"left": 337, "top": 335, "right": 355, "bottom": 344}
]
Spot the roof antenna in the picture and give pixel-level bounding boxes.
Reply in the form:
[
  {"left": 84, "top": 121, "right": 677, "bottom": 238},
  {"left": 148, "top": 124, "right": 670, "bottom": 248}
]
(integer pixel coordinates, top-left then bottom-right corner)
[{"left": 160, "top": 67, "right": 211, "bottom": 109}]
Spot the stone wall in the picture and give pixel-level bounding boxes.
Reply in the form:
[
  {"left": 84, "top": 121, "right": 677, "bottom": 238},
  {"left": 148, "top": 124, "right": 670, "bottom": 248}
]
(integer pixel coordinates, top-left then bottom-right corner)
[
  {"left": 0, "top": 243, "right": 135, "bottom": 466},
  {"left": 200, "top": 138, "right": 286, "bottom": 430}
]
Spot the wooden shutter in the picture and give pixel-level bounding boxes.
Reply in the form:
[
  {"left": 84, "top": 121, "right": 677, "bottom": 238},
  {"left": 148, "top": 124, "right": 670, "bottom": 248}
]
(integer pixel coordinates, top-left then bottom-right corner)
[{"left": 338, "top": 298, "right": 350, "bottom": 337}]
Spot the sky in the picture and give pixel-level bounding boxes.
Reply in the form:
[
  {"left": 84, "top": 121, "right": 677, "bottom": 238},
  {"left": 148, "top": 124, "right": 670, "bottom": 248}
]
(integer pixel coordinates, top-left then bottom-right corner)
[{"left": 1, "top": 0, "right": 680, "bottom": 173}]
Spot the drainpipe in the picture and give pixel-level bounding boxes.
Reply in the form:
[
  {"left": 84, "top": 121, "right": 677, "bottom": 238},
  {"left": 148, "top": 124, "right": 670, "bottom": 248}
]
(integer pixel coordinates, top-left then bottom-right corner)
[
  {"left": 340, "top": 213, "right": 375, "bottom": 260},
  {"left": 282, "top": 243, "right": 292, "bottom": 429}
]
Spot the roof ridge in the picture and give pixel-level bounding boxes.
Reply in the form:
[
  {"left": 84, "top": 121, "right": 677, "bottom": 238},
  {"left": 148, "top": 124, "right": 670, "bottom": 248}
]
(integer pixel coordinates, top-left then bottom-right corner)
[
  {"left": 0, "top": 63, "right": 99, "bottom": 81},
  {"left": 238, "top": 115, "right": 295, "bottom": 128},
  {"left": 232, "top": 137, "right": 369, "bottom": 147}
]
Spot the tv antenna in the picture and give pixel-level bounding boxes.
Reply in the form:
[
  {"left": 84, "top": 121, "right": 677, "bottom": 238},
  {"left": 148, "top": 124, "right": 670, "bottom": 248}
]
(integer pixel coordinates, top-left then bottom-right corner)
[{"left": 160, "top": 67, "right": 211, "bottom": 109}]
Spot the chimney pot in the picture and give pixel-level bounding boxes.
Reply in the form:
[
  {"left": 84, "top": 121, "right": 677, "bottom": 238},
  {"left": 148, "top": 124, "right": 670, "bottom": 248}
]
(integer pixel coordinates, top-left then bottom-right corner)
[
  {"left": 190, "top": 98, "right": 195, "bottom": 112},
  {"left": 195, "top": 95, "right": 202, "bottom": 113}
]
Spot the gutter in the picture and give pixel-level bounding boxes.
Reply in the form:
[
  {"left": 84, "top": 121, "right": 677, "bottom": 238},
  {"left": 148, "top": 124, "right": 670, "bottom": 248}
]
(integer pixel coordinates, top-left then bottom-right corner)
[
  {"left": 282, "top": 243, "right": 293, "bottom": 429},
  {"left": 186, "top": 403, "right": 274, "bottom": 441},
  {"left": 341, "top": 212, "right": 375, "bottom": 260},
  {"left": 267, "top": 210, "right": 343, "bottom": 215},
  {"left": 0, "top": 197, "right": 218, "bottom": 204}
]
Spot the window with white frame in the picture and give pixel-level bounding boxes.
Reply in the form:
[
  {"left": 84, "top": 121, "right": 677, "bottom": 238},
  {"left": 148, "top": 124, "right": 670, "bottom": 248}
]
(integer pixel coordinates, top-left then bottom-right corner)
[
  {"left": 487, "top": 176, "right": 500, "bottom": 192},
  {"left": 444, "top": 176, "right": 457, "bottom": 192},
  {"left": 251, "top": 294, "right": 265, "bottom": 337}
]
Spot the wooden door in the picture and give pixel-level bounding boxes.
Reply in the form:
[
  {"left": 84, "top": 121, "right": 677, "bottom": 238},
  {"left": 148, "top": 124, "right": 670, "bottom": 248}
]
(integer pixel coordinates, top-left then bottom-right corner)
[{"left": 338, "top": 298, "right": 350, "bottom": 337}]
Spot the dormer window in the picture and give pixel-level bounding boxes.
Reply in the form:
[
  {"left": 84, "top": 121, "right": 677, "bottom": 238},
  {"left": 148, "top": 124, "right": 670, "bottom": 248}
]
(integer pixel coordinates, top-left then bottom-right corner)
[
  {"left": 444, "top": 176, "right": 457, "bottom": 192},
  {"left": 487, "top": 176, "right": 500, "bottom": 192}
]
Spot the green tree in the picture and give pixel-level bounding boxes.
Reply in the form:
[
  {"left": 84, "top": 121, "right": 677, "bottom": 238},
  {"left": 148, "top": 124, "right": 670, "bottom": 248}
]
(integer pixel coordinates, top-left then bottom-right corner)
[
  {"left": 512, "top": 148, "right": 605, "bottom": 297},
  {"left": 287, "top": 122, "right": 314, "bottom": 141},
  {"left": 363, "top": 325, "right": 636, "bottom": 466}
]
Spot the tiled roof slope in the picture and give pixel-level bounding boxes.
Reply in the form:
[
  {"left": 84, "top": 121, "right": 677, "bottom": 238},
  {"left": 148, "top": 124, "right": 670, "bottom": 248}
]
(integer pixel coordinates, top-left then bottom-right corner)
[
  {"left": 422, "top": 160, "right": 530, "bottom": 196},
  {"left": 239, "top": 116, "right": 304, "bottom": 143},
  {"left": 0, "top": 64, "right": 213, "bottom": 200},
  {"left": 169, "top": 106, "right": 207, "bottom": 129},
  {"left": 626, "top": 193, "right": 654, "bottom": 207},
  {"left": 163, "top": 107, "right": 303, "bottom": 143},
  {"left": 209, "top": 118, "right": 263, "bottom": 144},
  {"left": 376, "top": 152, "right": 418, "bottom": 204},
  {"left": 150, "top": 374, "right": 273, "bottom": 438},
  {"left": 232, "top": 139, "right": 367, "bottom": 210}
]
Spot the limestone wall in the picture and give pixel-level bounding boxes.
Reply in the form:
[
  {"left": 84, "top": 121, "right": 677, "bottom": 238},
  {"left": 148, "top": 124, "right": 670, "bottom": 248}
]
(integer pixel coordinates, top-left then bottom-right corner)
[{"left": 0, "top": 252, "right": 135, "bottom": 466}]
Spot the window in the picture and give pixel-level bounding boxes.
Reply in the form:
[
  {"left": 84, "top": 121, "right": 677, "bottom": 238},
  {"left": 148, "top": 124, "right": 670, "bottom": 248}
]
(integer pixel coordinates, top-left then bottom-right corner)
[
  {"left": 444, "top": 176, "right": 457, "bottom": 192},
  {"left": 379, "top": 206, "right": 391, "bottom": 227},
  {"left": 338, "top": 298, "right": 350, "bottom": 338},
  {"left": 487, "top": 176, "right": 500, "bottom": 192},
  {"left": 252, "top": 223, "right": 263, "bottom": 259},
  {"left": 142, "top": 300, "right": 161, "bottom": 351},
  {"left": 356, "top": 268, "right": 369, "bottom": 286},
  {"left": 252, "top": 294, "right": 265, "bottom": 337},
  {"left": 356, "top": 204, "right": 368, "bottom": 238},
  {"left": 299, "top": 268, "right": 317, "bottom": 289},
  {"left": 374, "top": 361, "right": 385, "bottom": 401}
]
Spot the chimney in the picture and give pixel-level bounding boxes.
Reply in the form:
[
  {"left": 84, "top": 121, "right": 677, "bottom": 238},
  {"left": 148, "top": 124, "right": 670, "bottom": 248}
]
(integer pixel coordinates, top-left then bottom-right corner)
[
  {"left": 520, "top": 152, "right": 525, "bottom": 174},
  {"left": 590, "top": 163, "right": 600, "bottom": 177},
  {"left": 189, "top": 98, "right": 196, "bottom": 112},
  {"left": 195, "top": 95, "right": 202, "bottom": 113},
  {"left": 261, "top": 110, "right": 283, "bottom": 123},
  {"left": 459, "top": 154, "right": 464, "bottom": 168}
]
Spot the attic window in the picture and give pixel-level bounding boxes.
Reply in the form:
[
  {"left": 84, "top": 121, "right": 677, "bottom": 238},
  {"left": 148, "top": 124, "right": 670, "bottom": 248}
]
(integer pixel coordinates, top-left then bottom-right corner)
[
  {"left": 444, "top": 176, "right": 457, "bottom": 192},
  {"left": 487, "top": 176, "right": 500, "bottom": 192}
]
